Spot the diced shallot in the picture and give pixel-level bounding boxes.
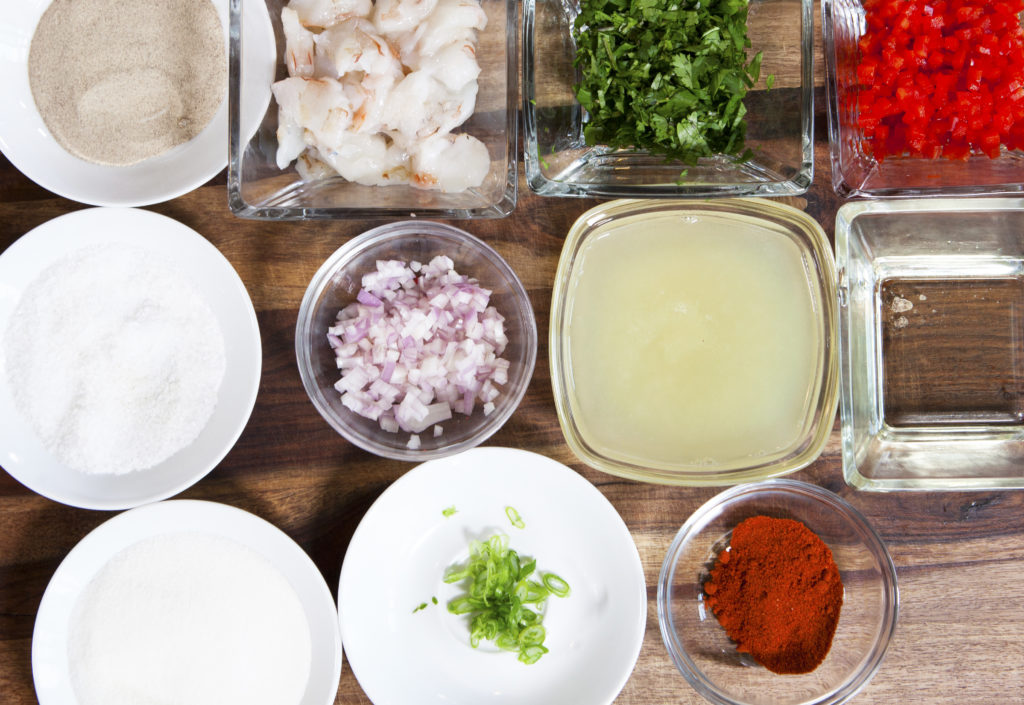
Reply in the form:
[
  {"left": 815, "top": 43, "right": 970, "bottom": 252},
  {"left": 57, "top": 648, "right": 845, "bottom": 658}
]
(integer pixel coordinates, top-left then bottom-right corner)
[{"left": 328, "top": 256, "right": 510, "bottom": 446}]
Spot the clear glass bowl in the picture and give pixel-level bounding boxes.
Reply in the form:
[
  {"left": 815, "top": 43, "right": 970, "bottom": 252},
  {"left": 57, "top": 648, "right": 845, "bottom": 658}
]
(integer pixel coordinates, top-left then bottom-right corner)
[
  {"left": 227, "top": 0, "right": 517, "bottom": 219},
  {"left": 549, "top": 198, "right": 838, "bottom": 485},
  {"left": 658, "top": 480, "right": 899, "bottom": 705},
  {"left": 296, "top": 221, "right": 537, "bottom": 460},
  {"left": 522, "top": 0, "right": 814, "bottom": 198},
  {"left": 823, "top": 0, "right": 1024, "bottom": 198},
  {"left": 837, "top": 197, "right": 1024, "bottom": 490}
]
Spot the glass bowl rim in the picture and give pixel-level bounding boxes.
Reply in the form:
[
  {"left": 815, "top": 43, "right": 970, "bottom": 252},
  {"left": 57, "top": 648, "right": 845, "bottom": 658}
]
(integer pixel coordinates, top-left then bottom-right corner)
[
  {"left": 656, "top": 478, "right": 900, "bottom": 705},
  {"left": 295, "top": 220, "right": 538, "bottom": 460}
]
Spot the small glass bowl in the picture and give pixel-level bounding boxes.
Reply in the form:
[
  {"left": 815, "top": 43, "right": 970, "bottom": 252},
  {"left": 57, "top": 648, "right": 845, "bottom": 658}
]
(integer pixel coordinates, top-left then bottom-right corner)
[
  {"left": 296, "top": 221, "right": 536, "bottom": 460},
  {"left": 837, "top": 197, "right": 1024, "bottom": 490},
  {"left": 658, "top": 479, "right": 899, "bottom": 705},
  {"left": 823, "top": 0, "right": 1024, "bottom": 198},
  {"left": 228, "top": 0, "right": 517, "bottom": 219},
  {"left": 523, "top": 0, "right": 814, "bottom": 198},
  {"left": 550, "top": 198, "right": 838, "bottom": 485}
]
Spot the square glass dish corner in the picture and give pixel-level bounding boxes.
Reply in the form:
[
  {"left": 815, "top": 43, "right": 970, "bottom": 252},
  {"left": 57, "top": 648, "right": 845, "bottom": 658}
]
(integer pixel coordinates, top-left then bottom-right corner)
[
  {"left": 822, "top": 0, "right": 1024, "bottom": 199},
  {"left": 522, "top": 0, "right": 814, "bottom": 198},
  {"left": 836, "top": 197, "right": 1024, "bottom": 490},
  {"left": 227, "top": 0, "right": 518, "bottom": 220}
]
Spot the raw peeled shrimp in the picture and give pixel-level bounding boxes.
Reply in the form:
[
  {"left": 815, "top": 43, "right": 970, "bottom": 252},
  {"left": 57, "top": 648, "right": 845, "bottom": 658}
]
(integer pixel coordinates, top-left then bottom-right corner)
[
  {"left": 410, "top": 132, "right": 489, "bottom": 192},
  {"left": 318, "top": 132, "right": 409, "bottom": 185},
  {"left": 275, "top": 108, "right": 307, "bottom": 169},
  {"left": 384, "top": 70, "right": 476, "bottom": 141},
  {"left": 313, "top": 19, "right": 402, "bottom": 135},
  {"left": 372, "top": 0, "right": 438, "bottom": 36},
  {"left": 393, "top": 0, "right": 487, "bottom": 68},
  {"left": 340, "top": 74, "right": 392, "bottom": 135},
  {"left": 416, "top": 39, "right": 480, "bottom": 92},
  {"left": 294, "top": 148, "right": 336, "bottom": 180},
  {"left": 272, "top": 0, "right": 489, "bottom": 192},
  {"left": 272, "top": 77, "right": 356, "bottom": 156},
  {"left": 314, "top": 18, "right": 403, "bottom": 81},
  {"left": 282, "top": 7, "right": 316, "bottom": 77},
  {"left": 287, "top": 0, "right": 372, "bottom": 27}
]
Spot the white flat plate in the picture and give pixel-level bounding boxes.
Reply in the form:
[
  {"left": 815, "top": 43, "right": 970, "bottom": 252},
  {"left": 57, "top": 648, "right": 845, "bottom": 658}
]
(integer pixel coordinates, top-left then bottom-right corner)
[
  {"left": 0, "top": 0, "right": 275, "bottom": 207},
  {"left": 32, "top": 500, "right": 342, "bottom": 705},
  {"left": 0, "top": 207, "right": 261, "bottom": 509},
  {"left": 338, "top": 447, "right": 647, "bottom": 705}
]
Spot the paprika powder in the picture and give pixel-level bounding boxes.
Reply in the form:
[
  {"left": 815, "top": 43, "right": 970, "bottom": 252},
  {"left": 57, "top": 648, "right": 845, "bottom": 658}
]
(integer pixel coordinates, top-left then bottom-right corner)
[{"left": 703, "top": 515, "right": 843, "bottom": 675}]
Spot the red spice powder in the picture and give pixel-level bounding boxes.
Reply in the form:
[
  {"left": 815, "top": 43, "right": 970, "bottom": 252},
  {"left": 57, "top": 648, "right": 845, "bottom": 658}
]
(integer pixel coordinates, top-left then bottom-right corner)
[{"left": 704, "top": 515, "right": 843, "bottom": 675}]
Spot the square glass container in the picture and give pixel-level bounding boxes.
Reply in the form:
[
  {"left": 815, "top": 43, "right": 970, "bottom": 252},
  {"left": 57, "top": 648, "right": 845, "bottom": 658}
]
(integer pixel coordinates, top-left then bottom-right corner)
[
  {"left": 837, "top": 198, "right": 1024, "bottom": 490},
  {"left": 550, "top": 198, "right": 838, "bottom": 486},
  {"left": 823, "top": 0, "right": 1024, "bottom": 199},
  {"left": 227, "top": 0, "right": 517, "bottom": 219},
  {"left": 522, "top": 0, "right": 814, "bottom": 198}
]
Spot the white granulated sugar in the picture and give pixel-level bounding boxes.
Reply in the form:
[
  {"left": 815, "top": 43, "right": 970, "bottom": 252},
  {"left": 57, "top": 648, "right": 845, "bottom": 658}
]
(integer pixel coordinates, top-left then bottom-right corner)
[
  {"left": 3, "top": 245, "right": 226, "bottom": 474},
  {"left": 68, "top": 533, "right": 312, "bottom": 705}
]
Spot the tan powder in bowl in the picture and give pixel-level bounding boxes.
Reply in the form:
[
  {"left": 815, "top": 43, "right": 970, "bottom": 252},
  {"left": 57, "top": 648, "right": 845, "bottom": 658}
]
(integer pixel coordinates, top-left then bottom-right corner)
[{"left": 28, "top": 0, "right": 227, "bottom": 167}]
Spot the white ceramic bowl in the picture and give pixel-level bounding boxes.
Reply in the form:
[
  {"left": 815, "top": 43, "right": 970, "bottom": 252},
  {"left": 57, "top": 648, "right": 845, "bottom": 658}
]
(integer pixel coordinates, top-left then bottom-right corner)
[
  {"left": 0, "top": 208, "right": 261, "bottom": 509},
  {"left": 338, "top": 447, "right": 647, "bottom": 705},
  {"left": 0, "top": 0, "right": 275, "bottom": 206},
  {"left": 33, "top": 499, "right": 342, "bottom": 705}
]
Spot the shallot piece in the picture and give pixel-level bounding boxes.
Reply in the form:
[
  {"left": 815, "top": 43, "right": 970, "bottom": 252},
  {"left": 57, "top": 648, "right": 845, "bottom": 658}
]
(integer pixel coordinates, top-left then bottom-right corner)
[{"left": 328, "top": 256, "right": 510, "bottom": 445}]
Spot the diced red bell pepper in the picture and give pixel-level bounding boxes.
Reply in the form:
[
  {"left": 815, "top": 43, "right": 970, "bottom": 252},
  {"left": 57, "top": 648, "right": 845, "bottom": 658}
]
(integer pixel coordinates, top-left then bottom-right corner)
[{"left": 854, "top": 0, "right": 1024, "bottom": 160}]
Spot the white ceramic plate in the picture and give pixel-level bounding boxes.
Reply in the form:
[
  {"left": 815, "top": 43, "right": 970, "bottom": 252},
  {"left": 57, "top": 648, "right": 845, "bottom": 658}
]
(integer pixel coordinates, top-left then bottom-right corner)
[
  {"left": 32, "top": 499, "right": 343, "bottom": 705},
  {"left": 0, "top": 207, "right": 261, "bottom": 509},
  {"left": 338, "top": 447, "right": 647, "bottom": 705},
  {"left": 0, "top": 0, "right": 275, "bottom": 207}
]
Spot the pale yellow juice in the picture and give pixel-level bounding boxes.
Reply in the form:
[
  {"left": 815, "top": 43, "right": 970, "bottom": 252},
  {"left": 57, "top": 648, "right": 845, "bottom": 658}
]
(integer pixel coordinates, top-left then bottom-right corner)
[{"left": 566, "top": 212, "right": 819, "bottom": 467}]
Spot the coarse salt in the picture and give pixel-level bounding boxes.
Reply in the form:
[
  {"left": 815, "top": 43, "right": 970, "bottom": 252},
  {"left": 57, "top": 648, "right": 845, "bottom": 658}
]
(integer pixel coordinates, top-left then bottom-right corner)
[
  {"left": 68, "top": 532, "right": 312, "bottom": 705},
  {"left": 2, "top": 245, "right": 226, "bottom": 474}
]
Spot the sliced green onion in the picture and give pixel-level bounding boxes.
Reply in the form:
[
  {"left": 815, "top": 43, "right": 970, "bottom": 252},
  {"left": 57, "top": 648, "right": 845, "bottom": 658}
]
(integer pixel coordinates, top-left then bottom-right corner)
[
  {"left": 518, "top": 624, "right": 545, "bottom": 645},
  {"left": 445, "top": 533, "right": 569, "bottom": 665},
  {"left": 518, "top": 644, "right": 548, "bottom": 665},
  {"left": 505, "top": 506, "right": 525, "bottom": 529},
  {"left": 496, "top": 632, "right": 520, "bottom": 652},
  {"left": 518, "top": 558, "right": 536, "bottom": 580},
  {"left": 543, "top": 573, "right": 571, "bottom": 598},
  {"left": 515, "top": 579, "right": 548, "bottom": 604},
  {"left": 448, "top": 596, "right": 478, "bottom": 615}
]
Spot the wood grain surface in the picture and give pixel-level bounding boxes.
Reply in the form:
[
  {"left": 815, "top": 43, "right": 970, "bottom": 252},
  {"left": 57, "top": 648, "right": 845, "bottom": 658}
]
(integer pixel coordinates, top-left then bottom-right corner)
[{"left": 3, "top": 15, "right": 1024, "bottom": 705}]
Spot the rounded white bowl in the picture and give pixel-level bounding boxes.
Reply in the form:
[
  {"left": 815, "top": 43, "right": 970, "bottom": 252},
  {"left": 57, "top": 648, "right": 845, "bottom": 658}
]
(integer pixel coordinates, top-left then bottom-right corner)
[
  {"left": 0, "top": 0, "right": 275, "bottom": 206},
  {"left": 0, "top": 208, "right": 261, "bottom": 509}
]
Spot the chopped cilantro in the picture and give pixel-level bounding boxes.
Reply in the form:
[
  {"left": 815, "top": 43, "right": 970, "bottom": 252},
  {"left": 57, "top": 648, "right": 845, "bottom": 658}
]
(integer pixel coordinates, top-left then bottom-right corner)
[
  {"left": 572, "top": 0, "right": 768, "bottom": 166},
  {"left": 442, "top": 506, "right": 457, "bottom": 518}
]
